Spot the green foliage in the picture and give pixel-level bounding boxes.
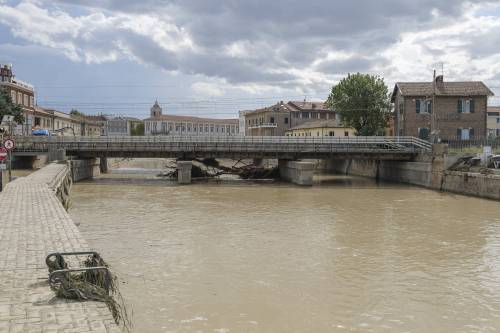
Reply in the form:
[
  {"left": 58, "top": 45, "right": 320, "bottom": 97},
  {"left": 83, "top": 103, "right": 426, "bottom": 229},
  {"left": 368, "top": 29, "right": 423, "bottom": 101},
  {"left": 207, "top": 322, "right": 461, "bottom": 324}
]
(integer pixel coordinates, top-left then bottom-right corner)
[
  {"left": 0, "top": 88, "right": 24, "bottom": 124},
  {"left": 130, "top": 122, "right": 144, "bottom": 136},
  {"left": 326, "top": 73, "right": 391, "bottom": 136},
  {"left": 69, "top": 109, "right": 85, "bottom": 117}
]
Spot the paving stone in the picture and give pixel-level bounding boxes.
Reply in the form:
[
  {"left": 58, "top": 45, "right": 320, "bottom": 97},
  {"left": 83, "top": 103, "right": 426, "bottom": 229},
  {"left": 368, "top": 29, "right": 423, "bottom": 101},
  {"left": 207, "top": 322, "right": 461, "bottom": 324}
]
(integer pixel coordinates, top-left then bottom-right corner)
[{"left": 0, "top": 164, "right": 121, "bottom": 332}]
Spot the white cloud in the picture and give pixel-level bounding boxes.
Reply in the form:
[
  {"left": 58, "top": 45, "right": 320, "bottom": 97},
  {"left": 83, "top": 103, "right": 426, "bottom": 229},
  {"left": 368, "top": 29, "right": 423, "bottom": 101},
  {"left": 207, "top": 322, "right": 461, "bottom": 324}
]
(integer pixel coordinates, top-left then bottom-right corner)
[
  {"left": 191, "top": 82, "right": 224, "bottom": 97},
  {"left": 0, "top": 0, "right": 499, "bottom": 97}
]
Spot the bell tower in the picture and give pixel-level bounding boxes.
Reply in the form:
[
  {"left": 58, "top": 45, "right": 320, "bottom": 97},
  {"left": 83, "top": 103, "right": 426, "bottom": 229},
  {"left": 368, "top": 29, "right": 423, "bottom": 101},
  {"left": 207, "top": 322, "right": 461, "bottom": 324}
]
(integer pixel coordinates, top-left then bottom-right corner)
[{"left": 150, "top": 100, "right": 163, "bottom": 117}]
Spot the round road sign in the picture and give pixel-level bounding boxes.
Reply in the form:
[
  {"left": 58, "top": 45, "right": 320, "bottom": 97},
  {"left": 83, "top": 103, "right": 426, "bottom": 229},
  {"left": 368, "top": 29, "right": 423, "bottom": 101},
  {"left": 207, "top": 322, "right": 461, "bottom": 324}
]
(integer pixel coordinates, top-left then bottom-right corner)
[
  {"left": 3, "top": 139, "right": 15, "bottom": 150},
  {"left": 0, "top": 147, "right": 7, "bottom": 162}
]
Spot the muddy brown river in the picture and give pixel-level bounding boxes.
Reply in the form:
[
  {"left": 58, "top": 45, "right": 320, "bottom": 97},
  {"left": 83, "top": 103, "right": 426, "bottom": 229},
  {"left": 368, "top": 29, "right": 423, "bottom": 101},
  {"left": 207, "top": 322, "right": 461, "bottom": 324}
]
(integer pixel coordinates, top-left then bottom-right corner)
[{"left": 69, "top": 172, "right": 500, "bottom": 332}]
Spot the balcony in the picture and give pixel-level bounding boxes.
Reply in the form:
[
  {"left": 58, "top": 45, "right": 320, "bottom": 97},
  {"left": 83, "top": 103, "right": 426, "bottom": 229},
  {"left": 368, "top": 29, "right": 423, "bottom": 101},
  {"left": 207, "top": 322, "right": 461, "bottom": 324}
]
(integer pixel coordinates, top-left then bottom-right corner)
[
  {"left": 0, "top": 77, "right": 34, "bottom": 91},
  {"left": 248, "top": 123, "right": 278, "bottom": 129}
]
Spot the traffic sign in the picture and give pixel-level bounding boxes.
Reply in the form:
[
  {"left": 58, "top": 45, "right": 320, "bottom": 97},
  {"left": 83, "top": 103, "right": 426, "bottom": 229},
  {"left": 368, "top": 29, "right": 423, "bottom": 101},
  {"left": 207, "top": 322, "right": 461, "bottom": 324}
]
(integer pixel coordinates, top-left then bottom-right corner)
[
  {"left": 3, "top": 139, "right": 14, "bottom": 150},
  {"left": 0, "top": 147, "right": 7, "bottom": 162}
]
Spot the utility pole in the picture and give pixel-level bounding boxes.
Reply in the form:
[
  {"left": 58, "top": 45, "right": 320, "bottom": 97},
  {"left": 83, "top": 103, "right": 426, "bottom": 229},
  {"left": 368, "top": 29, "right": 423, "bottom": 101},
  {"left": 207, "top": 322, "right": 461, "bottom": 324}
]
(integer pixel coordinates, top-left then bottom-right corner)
[{"left": 432, "top": 70, "right": 436, "bottom": 143}]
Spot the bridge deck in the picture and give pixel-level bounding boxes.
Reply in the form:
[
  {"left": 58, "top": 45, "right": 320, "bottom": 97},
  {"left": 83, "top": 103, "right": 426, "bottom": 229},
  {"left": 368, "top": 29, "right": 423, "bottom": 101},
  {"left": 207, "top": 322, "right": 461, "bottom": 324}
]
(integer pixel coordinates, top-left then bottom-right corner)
[{"left": 13, "top": 136, "right": 432, "bottom": 160}]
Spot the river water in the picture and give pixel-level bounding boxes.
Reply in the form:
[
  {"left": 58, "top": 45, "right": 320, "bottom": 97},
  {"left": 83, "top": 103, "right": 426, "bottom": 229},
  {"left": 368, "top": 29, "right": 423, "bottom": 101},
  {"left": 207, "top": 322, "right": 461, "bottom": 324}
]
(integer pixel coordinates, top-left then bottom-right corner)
[{"left": 69, "top": 170, "right": 500, "bottom": 333}]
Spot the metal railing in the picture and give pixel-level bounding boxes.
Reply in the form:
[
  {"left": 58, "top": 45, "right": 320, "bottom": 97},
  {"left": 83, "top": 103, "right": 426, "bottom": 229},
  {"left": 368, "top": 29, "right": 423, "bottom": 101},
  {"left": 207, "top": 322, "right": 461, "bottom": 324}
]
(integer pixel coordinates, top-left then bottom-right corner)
[
  {"left": 248, "top": 123, "right": 278, "bottom": 129},
  {"left": 439, "top": 136, "right": 500, "bottom": 151},
  {"left": 12, "top": 135, "right": 431, "bottom": 155}
]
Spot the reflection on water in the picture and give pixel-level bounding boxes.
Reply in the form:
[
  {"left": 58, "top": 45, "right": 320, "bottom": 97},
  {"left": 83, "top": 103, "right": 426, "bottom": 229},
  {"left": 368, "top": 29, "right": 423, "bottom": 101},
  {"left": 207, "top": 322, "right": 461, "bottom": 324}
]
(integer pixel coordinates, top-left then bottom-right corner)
[{"left": 70, "top": 170, "right": 500, "bottom": 333}]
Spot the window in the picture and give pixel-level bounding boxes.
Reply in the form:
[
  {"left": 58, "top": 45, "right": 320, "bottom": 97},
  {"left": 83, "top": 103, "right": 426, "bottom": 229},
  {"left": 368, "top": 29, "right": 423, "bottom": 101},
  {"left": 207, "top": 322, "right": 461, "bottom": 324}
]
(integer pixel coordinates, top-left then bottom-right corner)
[
  {"left": 284, "top": 117, "right": 288, "bottom": 124},
  {"left": 344, "top": 131, "right": 349, "bottom": 137},
  {"left": 30, "top": 96, "right": 34, "bottom": 107},
  {"left": 34, "top": 117, "right": 41, "bottom": 126},
  {"left": 457, "top": 99, "right": 475, "bottom": 113},
  {"left": 329, "top": 131, "right": 334, "bottom": 136},
  {"left": 416, "top": 99, "right": 432, "bottom": 113},
  {"left": 270, "top": 117, "right": 275, "bottom": 123},
  {"left": 24, "top": 94, "right": 28, "bottom": 106},
  {"left": 457, "top": 128, "right": 474, "bottom": 140},
  {"left": 497, "top": 118, "right": 500, "bottom": 124},
  {"left": 317, "top": 131, "right": 320, "bottom": 136},
  {"left": 17, "top": 92, "right": 22, "bottom": 105},
  {"left": 11, "top": 91, "right": 16, "bottom": 103}
]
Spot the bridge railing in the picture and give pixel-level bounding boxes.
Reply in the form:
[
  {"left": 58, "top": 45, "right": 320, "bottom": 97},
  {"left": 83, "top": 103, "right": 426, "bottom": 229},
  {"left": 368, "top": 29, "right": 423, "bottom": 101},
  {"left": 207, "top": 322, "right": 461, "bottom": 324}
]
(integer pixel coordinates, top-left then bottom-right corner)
[{"left": 12, "top": 135, "right": 432, "bottom": 154}]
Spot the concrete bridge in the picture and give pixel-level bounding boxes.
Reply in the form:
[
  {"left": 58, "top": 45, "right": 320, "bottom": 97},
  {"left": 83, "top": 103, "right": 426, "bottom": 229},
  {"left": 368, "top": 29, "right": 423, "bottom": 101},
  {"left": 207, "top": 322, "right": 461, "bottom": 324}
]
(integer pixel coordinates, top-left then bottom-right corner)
[{"left": 13, "top": 136, "right": 433, "bottom": 185}]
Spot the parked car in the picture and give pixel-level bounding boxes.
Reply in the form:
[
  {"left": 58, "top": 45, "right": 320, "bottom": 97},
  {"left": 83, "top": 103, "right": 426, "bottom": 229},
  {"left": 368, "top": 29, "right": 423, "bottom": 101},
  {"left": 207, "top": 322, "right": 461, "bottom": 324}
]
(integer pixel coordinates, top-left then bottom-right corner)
[
  {"left": 492, "top": 155, "right": 500, "bottom": 169},
  {"left": 32, "top": 129, "right": 51, "bottom": 136}
]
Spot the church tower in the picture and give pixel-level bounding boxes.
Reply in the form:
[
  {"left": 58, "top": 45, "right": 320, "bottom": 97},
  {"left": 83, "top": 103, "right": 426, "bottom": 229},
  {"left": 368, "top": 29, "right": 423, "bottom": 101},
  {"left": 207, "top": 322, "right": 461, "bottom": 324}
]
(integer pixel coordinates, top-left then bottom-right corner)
[{"left": 150, "top": 100, "right": 163, "bottom": 117}]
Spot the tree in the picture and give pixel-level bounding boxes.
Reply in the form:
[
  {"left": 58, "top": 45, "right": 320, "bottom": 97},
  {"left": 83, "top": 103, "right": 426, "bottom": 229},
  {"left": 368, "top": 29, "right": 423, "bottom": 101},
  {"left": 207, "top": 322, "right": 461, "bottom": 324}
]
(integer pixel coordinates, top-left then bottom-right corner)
[
  {"left": 326, "top": 73, "right": 391, "bottom": 136},
  {"left": 131, "top": 122, "right": 144, "bottom": 136},
  {"left": 0, "top": 88, "right": 24, "bottom": 124},
  {"left": 69, "top": 109, "right": 85, "bottom": 117}
]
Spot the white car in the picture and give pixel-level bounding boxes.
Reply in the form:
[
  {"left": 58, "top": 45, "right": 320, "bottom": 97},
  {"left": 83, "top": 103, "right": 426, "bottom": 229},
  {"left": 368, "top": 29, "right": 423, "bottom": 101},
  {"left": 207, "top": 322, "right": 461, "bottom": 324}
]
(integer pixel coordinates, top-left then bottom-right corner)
[{"left": 492, "top": 155, "right": 500, "bottom": 169}]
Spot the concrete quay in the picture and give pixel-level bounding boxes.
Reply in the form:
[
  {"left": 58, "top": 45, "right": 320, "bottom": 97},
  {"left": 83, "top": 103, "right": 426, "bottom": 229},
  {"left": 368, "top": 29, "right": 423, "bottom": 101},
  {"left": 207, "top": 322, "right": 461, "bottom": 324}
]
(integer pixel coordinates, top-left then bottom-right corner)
[{"left": 0, "top": 163, "right": 120, "bottom": 333}]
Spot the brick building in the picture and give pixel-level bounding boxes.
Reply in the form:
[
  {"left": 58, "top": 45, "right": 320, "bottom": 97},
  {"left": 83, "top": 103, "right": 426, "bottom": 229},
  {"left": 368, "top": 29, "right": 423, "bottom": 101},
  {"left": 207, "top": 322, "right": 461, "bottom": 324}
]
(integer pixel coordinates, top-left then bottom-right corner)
[
  {"left": 243, "top": 101, "right": 337, "bottom": 136},
  {"left": 391, "top": 75, "right": 494, "bottom": 140}
]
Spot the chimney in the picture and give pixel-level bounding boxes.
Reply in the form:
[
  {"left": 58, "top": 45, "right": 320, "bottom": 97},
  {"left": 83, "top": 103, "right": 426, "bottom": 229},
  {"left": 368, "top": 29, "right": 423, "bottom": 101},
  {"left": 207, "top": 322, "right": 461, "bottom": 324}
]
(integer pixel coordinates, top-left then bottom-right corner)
[{"left": 435, "top": 75, "right": 444, "bottom": 84}]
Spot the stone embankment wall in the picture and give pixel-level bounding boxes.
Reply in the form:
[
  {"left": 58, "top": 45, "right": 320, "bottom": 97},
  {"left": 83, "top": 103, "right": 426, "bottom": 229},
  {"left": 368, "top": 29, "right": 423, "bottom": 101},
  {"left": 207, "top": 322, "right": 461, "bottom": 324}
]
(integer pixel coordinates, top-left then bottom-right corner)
[
  {"left": 0, "top": 162, "right": 120, "bottom": 332},
  {"left": 441, "top": 171, "right": 500, "bottom": 200},
  {"left": 323, "top": 144, "right": 499, "bottom": 200},
  {"left": 323, "top": 159, "right": 434, "bottom": 187}
]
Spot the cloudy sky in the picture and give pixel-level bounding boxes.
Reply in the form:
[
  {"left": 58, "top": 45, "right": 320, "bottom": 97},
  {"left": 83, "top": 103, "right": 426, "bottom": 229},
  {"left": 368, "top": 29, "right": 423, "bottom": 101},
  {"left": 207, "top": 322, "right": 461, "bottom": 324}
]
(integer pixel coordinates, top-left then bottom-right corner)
[{"left": 0, "top": 0, "right": 499, "bottom": 118}]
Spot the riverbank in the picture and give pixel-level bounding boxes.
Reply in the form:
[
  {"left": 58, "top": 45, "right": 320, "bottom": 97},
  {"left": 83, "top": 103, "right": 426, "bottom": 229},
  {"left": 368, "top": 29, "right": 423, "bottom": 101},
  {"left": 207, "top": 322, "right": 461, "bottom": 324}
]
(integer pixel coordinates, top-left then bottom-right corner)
[{"left": 0, "top": 163, "right": 120, "bottom": 332}]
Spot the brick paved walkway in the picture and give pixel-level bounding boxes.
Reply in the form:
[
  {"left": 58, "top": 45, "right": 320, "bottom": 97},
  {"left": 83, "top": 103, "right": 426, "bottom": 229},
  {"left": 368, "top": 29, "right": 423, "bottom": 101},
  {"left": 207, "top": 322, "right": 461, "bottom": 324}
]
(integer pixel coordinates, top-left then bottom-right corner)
[{"left": 0, "top": 163, "right": 121, "bottom": 333}]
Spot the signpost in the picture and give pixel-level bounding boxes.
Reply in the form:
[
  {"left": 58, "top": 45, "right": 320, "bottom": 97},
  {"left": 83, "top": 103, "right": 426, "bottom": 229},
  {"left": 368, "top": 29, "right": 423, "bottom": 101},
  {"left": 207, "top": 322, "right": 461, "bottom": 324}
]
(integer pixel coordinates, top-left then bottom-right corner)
[
  {"left": 0, "top": 147, "right": 6, "bottom": 161},
  {"left": 4, "top": 139, "right": 14, "bottom": 180},
  {"left": 0, "top": 147, "right": 8, "bottom": 185},
  {"left": 3, "top": 139, "right": 14, "bottom": 150}
]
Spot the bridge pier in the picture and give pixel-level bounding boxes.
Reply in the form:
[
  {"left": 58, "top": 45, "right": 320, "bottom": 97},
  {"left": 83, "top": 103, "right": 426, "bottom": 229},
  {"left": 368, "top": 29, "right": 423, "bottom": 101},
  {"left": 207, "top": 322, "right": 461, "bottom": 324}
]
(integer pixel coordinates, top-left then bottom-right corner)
[
  {"left": 253, "top": 158, "right": 264, "bottom": 167},
  {"left": 71, "top": 158, "right": 101, "bottom": 182},
  {"left": 278, "top": 160, "right": 315, "bottom": 186},
  {"left": 177, "top": 160, "right": 192, "bottom": 184},
  {"left": 100, "top": 157, "right": 109, "bottom": 174},
  {"left": 48, "top": 148, "right": 66, "bottom": 162}
]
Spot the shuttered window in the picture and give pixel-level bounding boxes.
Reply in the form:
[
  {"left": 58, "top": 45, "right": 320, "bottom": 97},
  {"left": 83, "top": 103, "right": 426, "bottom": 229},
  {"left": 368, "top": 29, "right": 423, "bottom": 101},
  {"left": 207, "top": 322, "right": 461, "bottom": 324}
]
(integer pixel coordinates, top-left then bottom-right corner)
[
  {"left": 458, "top": 99, "right": 475, "bottom": 113},
  {"left": 416, "top": 100, "right": 431, "bottom": 113}
]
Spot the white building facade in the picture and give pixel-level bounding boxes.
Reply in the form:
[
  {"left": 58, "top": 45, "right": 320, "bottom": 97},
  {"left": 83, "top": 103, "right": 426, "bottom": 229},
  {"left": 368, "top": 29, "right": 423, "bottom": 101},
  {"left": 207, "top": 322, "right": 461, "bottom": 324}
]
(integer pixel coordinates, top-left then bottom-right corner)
[{"left": 144, "top": 101, "right": 239, "bottom": 136}]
